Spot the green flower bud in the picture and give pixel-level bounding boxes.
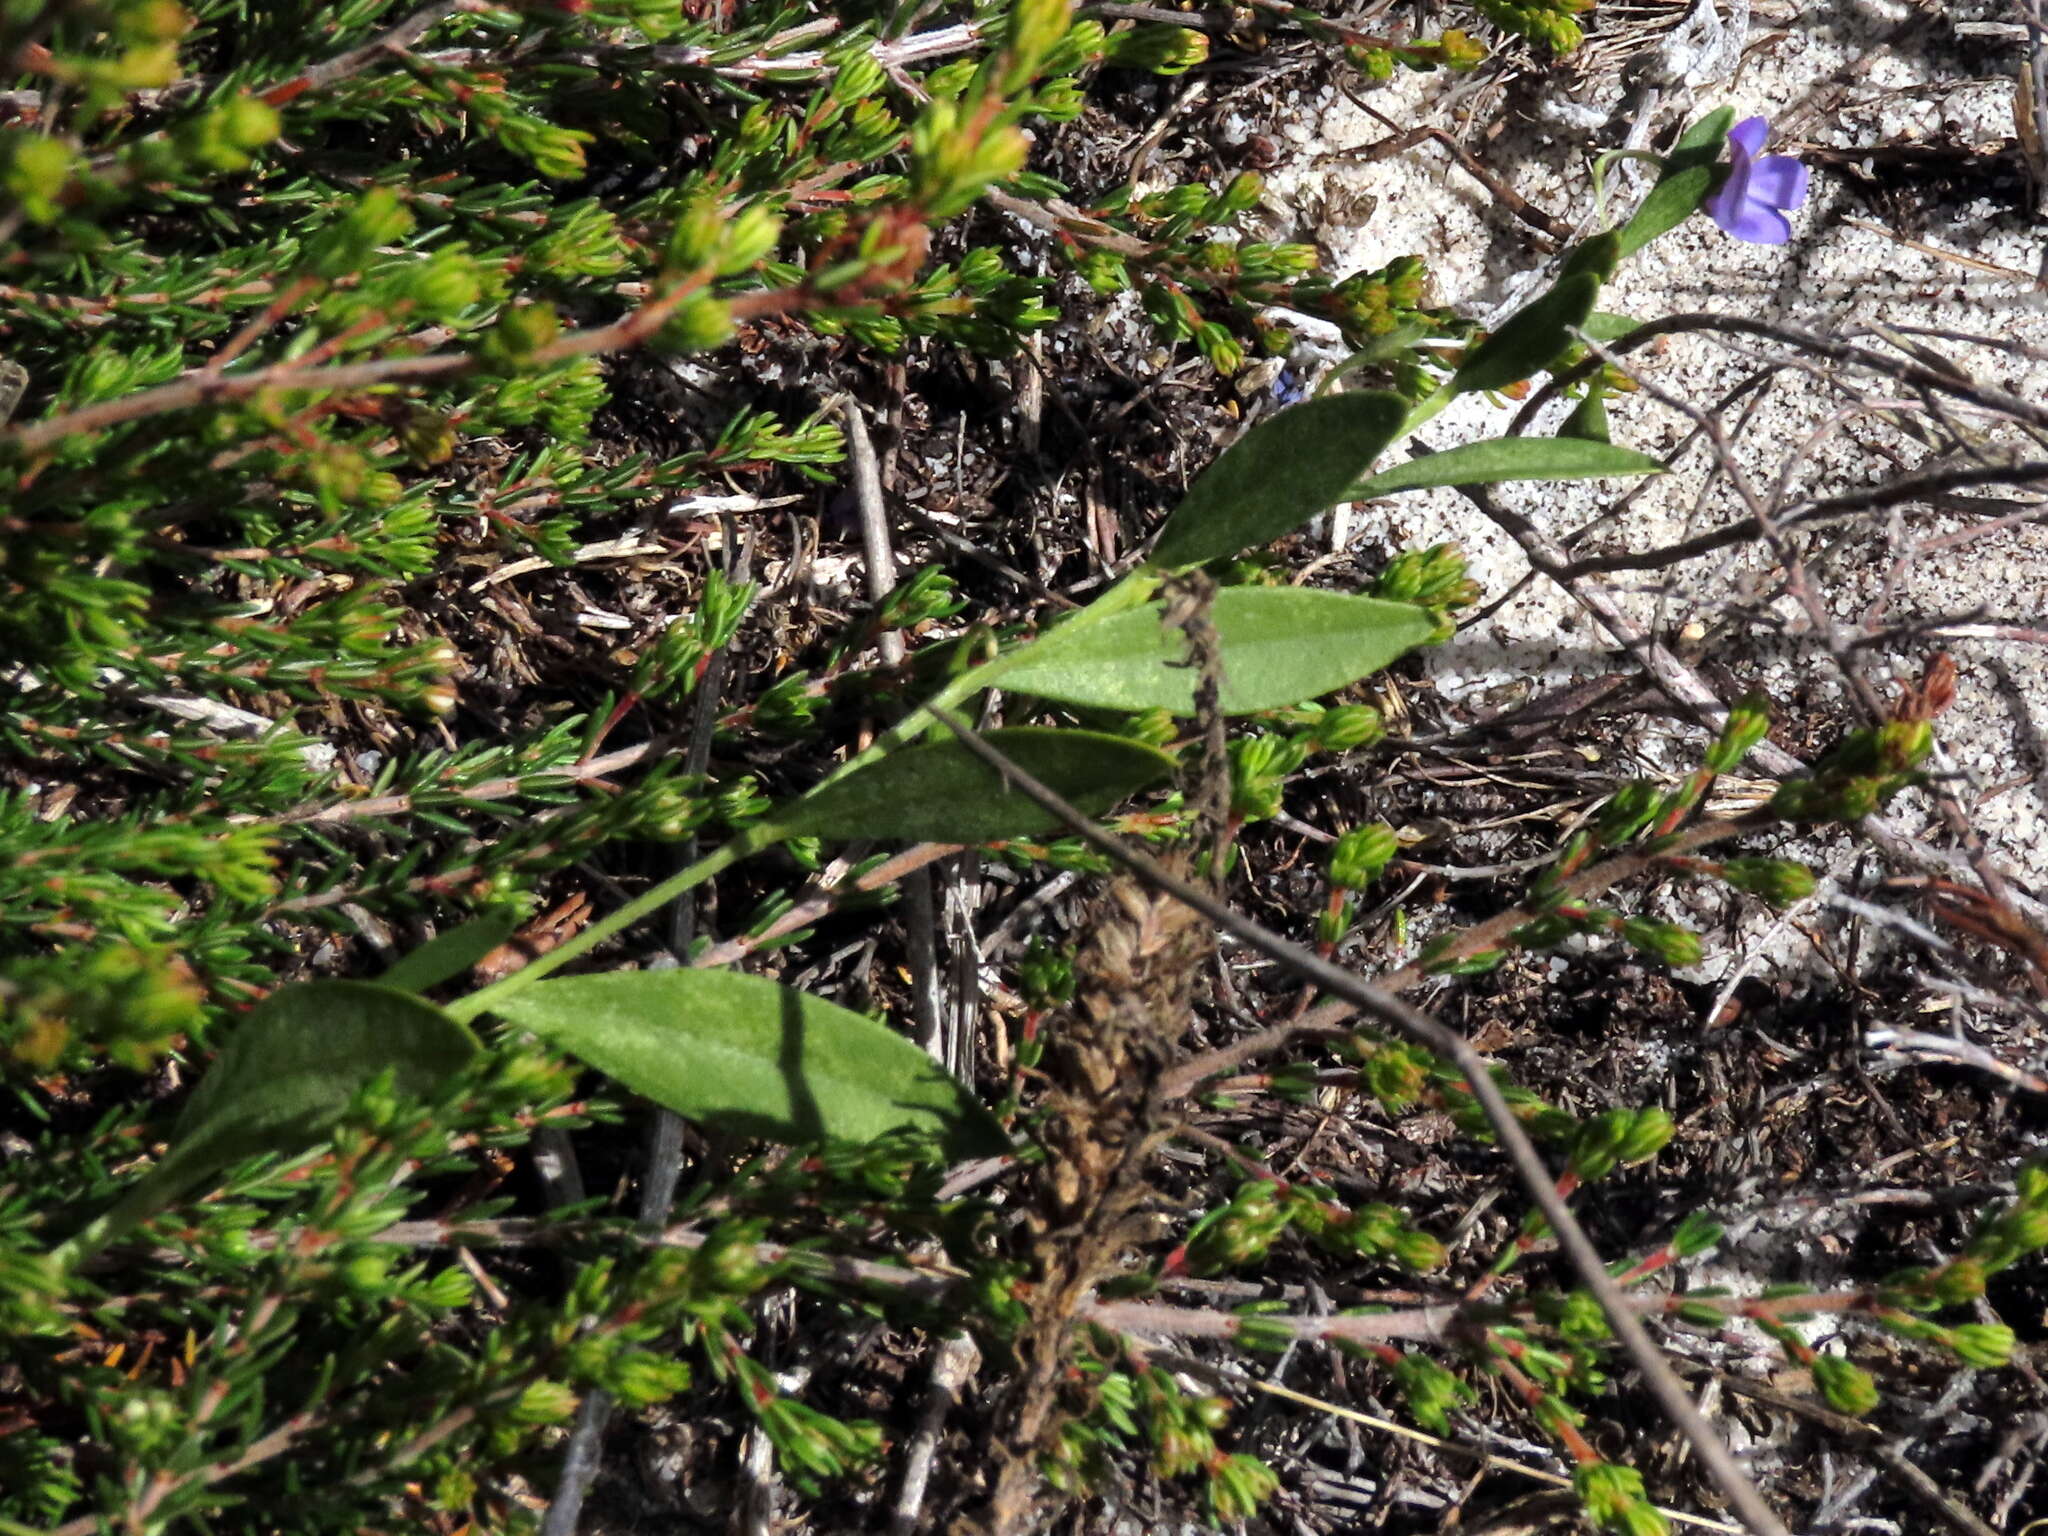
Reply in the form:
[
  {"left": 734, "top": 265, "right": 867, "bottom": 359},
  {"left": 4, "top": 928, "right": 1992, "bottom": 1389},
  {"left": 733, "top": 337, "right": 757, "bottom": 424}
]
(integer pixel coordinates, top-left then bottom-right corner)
[
  {"left": 1438, "top": 27, "right": 1487, "bottom": 67},
  {"left": 305, "top": 186, "right": 415, "bottom": 280},
  {"left": 119, "top": 0, "right": 193, "bottom": 45},
  {"left": 666, "top": 194, "right": 725, "bottom": 271},
  {"left": 1878, "top": 718, "right": 1934, "bottom": 771},
  {"left": 1393, "top": 1227, "right": 1446, "bottom": 1271},
  {"left": 1078, "top": 249, "right": 1129, "bottom": 294},
  {"left": 2017, "top": 1162, "right": 2048, "bottom": 1205},
  {"left": 1315, "top": 902, "right": 1351, "bottom": 949},
  {"left": 1193, "top": 320, "right": 1243, "bottom": 374},
  {"left": 510, "top": 1379, "right": 580, "bottom": 1424},
  {"left": 1362, "top": 1044, "right": 1428, "bottom": 1111},
  {"left": 609, "top": 1350, "right": 692, "bottom": 1406},
  {"left": 1018, "top": 938, "right": 1076, "bottom": 1009},
  {"left": 1705, "top": 692, "right": 1772, "bottom": 774},
  {"left": 1555, "top": 1289, "right": 1610, "bottom": 1341},
  {"left": 1811, "top": 1356, "right": 1879, "bottom": 1416},
  {"left": 1926, "top": 1257, "right": 1986, "bottom": 1305},
  {"left": 3, "top": 133, "right": 78, "bottom": 224},
  {"left": 719, "top": 203, "right": 783, "bottom": 275},
  {"left": 1615, "top": 1107, "right": 1674, "bottom": 1166},
  {"left": 1597, "top": 781, "right": 1662, "bottom": 844},
  {"left": 2003, "top": 1204, "right": 2048, "bottom": 1251},
  {"left": 1206, "top": 1453, "right": 1279, "bottom": 1522},
  {"left": 1571, "top": 1109, "right": 1633, "bottom": 1181},
  {"left": 1329, "top": 823, "right": 1399, "bottom": 889},
  {"left": 1621, "top": 916, "right": 1703, "bottom": 968},
  {"left": 1718, "top": 857, "right": 1817, "bottom": 908},
  {"left": 1946, "top": 1322, "right": 2015, "bottom": 1369},
  {"left": 218, "top": 93, "right": 282, "bottom": 152},
  {"left": 655, "top": 295, "right": 735, "bottom": 353},
  {"left": 1103, "top": 23, "right": 1209, "bottom": 75},
  {"left": 1309, "top": 704, "right": 1383, "bottom": 753}
]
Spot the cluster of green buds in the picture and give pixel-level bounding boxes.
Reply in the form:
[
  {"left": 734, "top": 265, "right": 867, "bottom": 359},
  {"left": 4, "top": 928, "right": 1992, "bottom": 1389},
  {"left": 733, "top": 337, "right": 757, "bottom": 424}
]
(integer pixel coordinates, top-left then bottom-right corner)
[
  {"left": 1337, "top": 1031, "right": 1590, "bottom": 1151},
  {"left": 1346, "top": 26, "right": 1487, "bottom": 77},
  {"left": 1575, "top": 1461, "right": 1670, "bottom": 1536},
  {"left": 1297, "top": 254, "right": 1462, "bottom": 366},
  {"left": 1489, "top": 903, "right": 1704, "bottom": 971},
  {"left": 1381, "top": 1350, "right": 1477, "bottom": 1434},
  {"left": 627, "top": 571, "right": 757, "bottom": 706},
  {"left": 29, "top": 0, "right": 189, "bottom": 111},
  {"left": 732, "top": 1353, "right": 885, "bottom": 1490},
  {"left": 1, "top": 941, "right": 203, "bottom": 1073},
  {"left": 1668, "top": 1169, "right": 2048, "bottom": 1413},
  {"left": 1565, "top": 1107, "right": 1675, "bottom": 1182},
  {"left": 1066, "top": 1366, "right": 1278, "bottom": 1522},
  {"left": 1225, "top": 705, "right": 1386, "bottom": 827},
  {"left": 1177, "top": 1178, "right": 1445, "bottom": 1275},
  {"left": 1317, "top": 821, "right": 1400, "bottom": 947},
  {"left": 1474, "top": 0, "right": 1596, "bottom": 53},
  {"left": 1770, "top": 716, "right": 1935, "bottom": 823},
  {"left": 1069, "top": 173, "right": 1323, "bottom": 372},
  {"left": 1099, "top": 21, "right": 1210, "bottom": 75},
  {"left": 1371, "top": 541, "right": 1480, "bottom": 641},
  {"left": 1227, "top": 732, "right": 1309, "bottom": 822}
]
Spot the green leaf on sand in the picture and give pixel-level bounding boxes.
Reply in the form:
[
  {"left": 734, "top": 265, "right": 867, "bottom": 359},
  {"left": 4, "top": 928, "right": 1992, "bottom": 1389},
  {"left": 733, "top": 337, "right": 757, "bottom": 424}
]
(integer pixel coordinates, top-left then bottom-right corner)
[
  {"left": 1002, "top": 585, "right": 1434, "bottom": 715},
  {"left": 1351, "top": 438, "right": 1663, "bottom": 498}
]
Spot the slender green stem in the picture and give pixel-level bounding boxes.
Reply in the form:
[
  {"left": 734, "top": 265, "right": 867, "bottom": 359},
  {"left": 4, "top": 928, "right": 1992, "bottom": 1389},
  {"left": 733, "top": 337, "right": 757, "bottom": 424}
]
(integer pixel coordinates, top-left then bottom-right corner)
[
  {"left": 446, "top": 833, "right": 757, "bottom": 1023},
  {"left": 447, "top": 567, "right": 1166, "bottom": 1023}
]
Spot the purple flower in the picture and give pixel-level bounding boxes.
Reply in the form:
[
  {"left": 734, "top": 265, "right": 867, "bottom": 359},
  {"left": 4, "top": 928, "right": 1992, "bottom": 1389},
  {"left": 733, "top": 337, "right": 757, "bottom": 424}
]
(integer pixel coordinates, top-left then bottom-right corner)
[{"left": 1703, "top": 116, "right": 1809, "bottom": 245}]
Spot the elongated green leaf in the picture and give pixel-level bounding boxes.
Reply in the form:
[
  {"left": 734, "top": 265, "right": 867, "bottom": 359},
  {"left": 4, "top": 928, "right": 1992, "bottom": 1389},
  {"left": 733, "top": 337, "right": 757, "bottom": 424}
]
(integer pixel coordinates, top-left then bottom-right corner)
[
  {"left": 1559, "top": 389, "right": 1612, "bottom": 443},
  {"left": 1557, "top": 229, "right": 1623, "bottom": 285},
  {"left": 780, "top": 727, "right": 1172, "bottom": 843},
  {"left": 1451, "top": 273, "right": 1601, "bottom": 398},
  {"left": 1351, "top": 438, "right": 1663, "bottom": 498},
  {"left": 382, "top": 913, "right": 520, "bottom": 993},
  {"left": 1619, "top": 107, "right": 1734, "bottom": 257},
  {"left": 1583, "top": 312, "right": 1643, "bottom": 343},
  {"left": 490, "top": 971, "right": 1008, "bottom": 1158},
  {"left": 1002, "top": 585, "right": 1434, "bottom": 715},
  {"left": 64, "top": 984, "right": 479, "bottom": 1261},
  {"left": 1149, "top": 392, "right": 1407, "bottom": 569}
]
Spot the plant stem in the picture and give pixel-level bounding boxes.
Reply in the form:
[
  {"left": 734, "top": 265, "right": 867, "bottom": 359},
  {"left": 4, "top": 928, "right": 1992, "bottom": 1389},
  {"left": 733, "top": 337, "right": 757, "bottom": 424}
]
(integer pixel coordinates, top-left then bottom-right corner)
[{"left": 448, "top": 569, "right": 1166, "bottom": 1022}]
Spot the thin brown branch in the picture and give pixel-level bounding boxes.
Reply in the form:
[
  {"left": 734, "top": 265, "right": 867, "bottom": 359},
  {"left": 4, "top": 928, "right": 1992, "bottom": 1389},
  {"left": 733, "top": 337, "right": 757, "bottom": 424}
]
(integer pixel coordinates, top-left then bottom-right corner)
[
  {"left": 1160, "top": 809, "right": 1776, "bottom": 1098},
  {"left": 5, "top": 285, "right": 800, "bottom": 456},
  {"left": 922, "top": 706, "right": 1795, "bottom": 1536}
]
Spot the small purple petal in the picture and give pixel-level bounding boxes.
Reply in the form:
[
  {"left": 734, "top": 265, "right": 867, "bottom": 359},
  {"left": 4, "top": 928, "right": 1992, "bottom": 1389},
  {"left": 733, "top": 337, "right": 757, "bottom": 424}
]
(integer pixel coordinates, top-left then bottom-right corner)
[
  {"left": 1720, "top": 202, "right": 1792, "bottom": 244},
  {"left": 1702, "top": 157, "right": 1755, "bottom": 233},
  {"left": 1726, "top": 116, "right": 1770, "bottom": 159},
  {"left": 1746, "top": 154, "right": 1809, "bottom": 211}
]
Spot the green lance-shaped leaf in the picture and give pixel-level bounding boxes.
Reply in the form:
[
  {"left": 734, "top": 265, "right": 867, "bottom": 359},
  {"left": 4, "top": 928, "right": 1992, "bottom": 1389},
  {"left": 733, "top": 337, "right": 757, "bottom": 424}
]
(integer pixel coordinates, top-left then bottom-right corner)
[
  {"left": 1583, "top": 311, "right": 1643, "bottom": 343},
  {"left": 58, "top": 983, "right": 480, "bottom": 1263},
  {"left": 1350, "top": 438, "right": 1663, "bottom": 498},
  {"left": 778, "top": 727, "right": 1173, "bottom": 843},
  {"left": 1001, "top": 586, "right": 1435, "bottom": 715},
  {"left": 1619, "top": 106, "right": 1735, "bottom": 257},
  {"left": 382, "top": 913, "right": 521, "bottom": 993},
  {"left": 1149, "top": 392, "right": 1408, "bottom": 569},
  {"left": 488, "top": 971, "right": 1008, "bottom": 1158},
  {"left": 1450, "top": 271, "right": 1602, "bottom": 398}
]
